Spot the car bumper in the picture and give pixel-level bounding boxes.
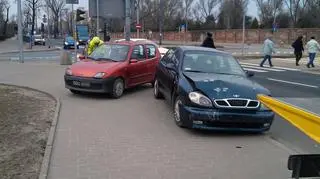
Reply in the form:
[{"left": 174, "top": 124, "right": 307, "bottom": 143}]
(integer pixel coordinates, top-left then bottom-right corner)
[
  {"left": 78, "top": 40, "right": 87, "bottom": 45},
  {"left": 179, "top": 105, "right": 274, "bottom": 132},
  {"left": 64, "top": 75, "right": 116, "bottom": 93}
]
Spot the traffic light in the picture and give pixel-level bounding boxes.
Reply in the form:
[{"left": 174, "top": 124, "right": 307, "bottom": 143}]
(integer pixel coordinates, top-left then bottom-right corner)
[{"left": 76, "top": 9, "right": 86, "bottom": 22}]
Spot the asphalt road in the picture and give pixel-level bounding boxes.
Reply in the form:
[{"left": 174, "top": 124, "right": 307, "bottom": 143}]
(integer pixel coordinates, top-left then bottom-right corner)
[{"left": 249, "top": 68, "right": 320, "bottom": 153}]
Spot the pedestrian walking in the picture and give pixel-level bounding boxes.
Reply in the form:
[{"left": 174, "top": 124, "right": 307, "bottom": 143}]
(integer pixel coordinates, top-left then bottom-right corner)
[
  {"left": 306, "top": 36, "right": 320, "bottom": 68},
  {"left": 260, "top": 37, "right": 275, "bottom": 67},
  {"left": 291, "top": 36, "right": 304, "bottom": 66},
  {"left": 201, "top": 32, "right": 216, "bottom": 49}
]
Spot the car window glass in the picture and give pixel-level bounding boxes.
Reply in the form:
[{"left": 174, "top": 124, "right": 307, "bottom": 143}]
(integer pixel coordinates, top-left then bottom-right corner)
[
  {"left": 88, "top": 44, "right": 130, "bottom": 61},
  {"left": 182, "top": 51, "right": 245, "bottom": 76},
  {"left": 146, "top": 44, "right": 157, "bottom": 58},
  {"left": 160, "top": 49, "right": 174, "bottom": 65},
  {"left": 171, "top": 51, "right": 180, "bottom": 66},
  {"left": 131, "top": 45, "right": 146, "bottom": 60}
]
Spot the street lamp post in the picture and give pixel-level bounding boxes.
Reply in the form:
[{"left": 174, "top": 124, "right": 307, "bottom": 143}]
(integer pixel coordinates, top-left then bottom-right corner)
[
  {"left": 159, "top": 0, "right": 164, "bottom": 45},
  {"left": 136, "top": 0, "right": 140, "bottom": 38},
  {"left": 125, "top": 0, "right": 131, "bottom": 41},
  {"left": 17, "top": 0, "right": 24, "bottom": 63},
  {"left": 242, "top": 13, "right": 245, "bottom": 58}
]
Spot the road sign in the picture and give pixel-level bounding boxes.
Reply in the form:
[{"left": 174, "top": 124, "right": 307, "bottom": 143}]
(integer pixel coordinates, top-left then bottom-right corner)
[
  {"left": 136, "top": 24, "right": 142, "bottom": 29},
  {"left": 66, "top": 0, "right": 79, "bottom": 4}
]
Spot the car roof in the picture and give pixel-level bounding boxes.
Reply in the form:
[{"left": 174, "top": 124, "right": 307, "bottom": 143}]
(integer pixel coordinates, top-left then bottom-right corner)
[
  {"left": 177, "top": 46, "right": 228, "bottom": 55},
  {"left": 114, "top": 38, "right": 159, "bottom": 46}
]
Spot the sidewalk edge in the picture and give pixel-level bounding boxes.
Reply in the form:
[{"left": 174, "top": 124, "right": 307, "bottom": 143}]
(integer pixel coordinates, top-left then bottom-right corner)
[{"left": 0, "top": 47, "right": 60, "bottom": 55}]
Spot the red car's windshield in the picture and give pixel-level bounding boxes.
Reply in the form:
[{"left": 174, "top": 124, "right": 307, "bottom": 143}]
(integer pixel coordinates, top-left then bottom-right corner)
[{"left": 88, "top": 44, "right": 130, "bottom": 62}]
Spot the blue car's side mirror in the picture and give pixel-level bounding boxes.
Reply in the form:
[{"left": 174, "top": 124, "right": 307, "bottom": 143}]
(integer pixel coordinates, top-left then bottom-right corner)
[{"left": 246, "top": 71, "right": 254, "bottom": 77}]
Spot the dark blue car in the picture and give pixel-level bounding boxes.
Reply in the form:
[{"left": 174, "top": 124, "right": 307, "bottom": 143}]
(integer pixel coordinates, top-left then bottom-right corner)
[
  {"left": 154, "top": 46, "right": 274, "bottom": 132},
  {"left": 64, "top": 36, "right": 79, "bottom": 49}
]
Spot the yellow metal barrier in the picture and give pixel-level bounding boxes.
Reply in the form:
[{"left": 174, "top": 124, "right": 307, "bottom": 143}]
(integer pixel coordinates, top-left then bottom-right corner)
[{"left": 257, "top": 94, "right": 320, "bottom": 143}]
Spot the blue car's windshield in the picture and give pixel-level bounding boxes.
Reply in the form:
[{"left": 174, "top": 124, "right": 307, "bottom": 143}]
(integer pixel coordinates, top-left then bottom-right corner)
[
  {"left": 66, "top": 37, "right": 74, "bottom": 42},
  {"left": 88, "top": 44, "right": 130, "bottom": 62},
  {"left": 182, "top": 51, "right": 246, "bottom": 76}
]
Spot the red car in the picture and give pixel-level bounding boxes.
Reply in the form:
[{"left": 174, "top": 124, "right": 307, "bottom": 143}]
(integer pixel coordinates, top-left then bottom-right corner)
[{"left": 64, "top": 40, "right": 161, "bottom": 98}]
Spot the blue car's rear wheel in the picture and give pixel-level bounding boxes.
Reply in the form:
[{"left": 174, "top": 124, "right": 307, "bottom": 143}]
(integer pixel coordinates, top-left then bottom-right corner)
[{"left": 174, "top": 96, "right": 186, "bottom": 128}]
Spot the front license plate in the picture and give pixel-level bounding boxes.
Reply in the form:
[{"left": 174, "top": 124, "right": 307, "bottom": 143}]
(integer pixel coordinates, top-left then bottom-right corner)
[
  {"left": 81, "top": 82, "right": 90, "bottom": 87},
  {"left": 73, "top": 81, "right": 81, "bottom": 86}
]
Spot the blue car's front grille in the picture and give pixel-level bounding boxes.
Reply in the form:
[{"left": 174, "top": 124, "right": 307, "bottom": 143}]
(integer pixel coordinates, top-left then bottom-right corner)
[{"left": 214, "top": 98, "right": 260, "bottom": 109}]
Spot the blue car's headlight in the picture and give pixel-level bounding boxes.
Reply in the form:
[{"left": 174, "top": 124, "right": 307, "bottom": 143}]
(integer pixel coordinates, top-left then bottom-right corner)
[
  {"left": 188, "top": 92, "right": 212, "bottom": 107},
  {"left": 64, "top": 42, "right": 68, "bottom": 45}
]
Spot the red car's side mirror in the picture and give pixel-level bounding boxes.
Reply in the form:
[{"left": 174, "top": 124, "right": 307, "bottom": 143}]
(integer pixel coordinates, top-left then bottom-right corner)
[
  {"left": 130, "top": 59, "right": 138, "bottom": 63},
  {"left": 78, "top": 55, "right": 85, "bottom": 60}
]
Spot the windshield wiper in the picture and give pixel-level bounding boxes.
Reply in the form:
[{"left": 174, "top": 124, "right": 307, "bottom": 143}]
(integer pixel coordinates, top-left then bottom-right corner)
[{"left": 86, "top": 56, "right": 95, "bottom": 60}]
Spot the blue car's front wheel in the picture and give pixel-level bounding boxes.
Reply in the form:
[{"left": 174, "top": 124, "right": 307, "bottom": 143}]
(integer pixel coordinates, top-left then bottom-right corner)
[{"left": 174, "top": 96, "right": 187, "bottom": 128}]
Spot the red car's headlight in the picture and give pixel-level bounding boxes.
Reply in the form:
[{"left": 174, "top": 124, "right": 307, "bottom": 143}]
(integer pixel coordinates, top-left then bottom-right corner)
[
  {"left": 94, "top": 72, "right": 106, "bottom": 78},
  {"left": 66, "top": 68, "right": 72, "bottom": 75}
]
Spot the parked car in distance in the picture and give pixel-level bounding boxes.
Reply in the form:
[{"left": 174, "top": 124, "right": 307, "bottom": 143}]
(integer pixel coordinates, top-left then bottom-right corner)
[
  {"left": 34, "top": 34, "right": 45, "bottom": 45},
  {"left": 154, "top": 46, "right": 274, "bottom": 132},
  {"left": 64, "top": 40, "right": 161, "bottom": 98},
  {"left": 114, "top": 38, "right": 169, "bottom": 57},
  {"left": 64, "top": 36, "right": 79, "bottom": 49}
]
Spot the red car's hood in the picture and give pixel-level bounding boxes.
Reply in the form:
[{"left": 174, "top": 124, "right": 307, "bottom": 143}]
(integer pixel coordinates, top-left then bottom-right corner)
[{"left": 70, "top": 60, "right": 122, "bottom": 77}]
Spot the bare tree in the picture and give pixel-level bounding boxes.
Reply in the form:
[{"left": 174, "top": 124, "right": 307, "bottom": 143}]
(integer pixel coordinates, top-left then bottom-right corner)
[
  {"left": 25, "top": 0, "right": 42, "bottom": 36},
  {"left": 284, "top": 0, "right": 308, "bottom": 27},
  {"left": 45, "top": 0, "right": 65, "bottom": 38},
  {"left": 219, "top": 0, "right": 248, "bottom": 29},
  {"left": 256, "top": 0, "right": 283, "bottom": 27},
  {"left": 194, "top": 0, "right": 220, "bottom": 21},
  {"left": 183, "top": 0, "right": 194, "bottom": 30},
  {"left": 0, "top": 0, "right": 10, "bottom": 36}
]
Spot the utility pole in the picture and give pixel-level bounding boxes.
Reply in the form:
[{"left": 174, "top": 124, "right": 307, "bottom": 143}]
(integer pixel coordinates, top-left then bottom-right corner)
[
  {"left": 17, "top": 0, "right": 24, "bottom": 63},
  {"left": 159, "top": 0, "right": 164, "bottom": 45},
  {"left": 125, "top": 0, "right": 131, "bottom": 41},
  {"left": 96, "top": 0, "right": 99, "bottom": 36},
  {"left": 242, "top": 13, "right": 245, "bottom": 58}
]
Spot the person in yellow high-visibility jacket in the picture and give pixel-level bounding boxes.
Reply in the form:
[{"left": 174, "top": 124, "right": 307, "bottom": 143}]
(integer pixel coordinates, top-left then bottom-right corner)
[{"left": 87, "top": 36, "right": 104, "bottom": 55}]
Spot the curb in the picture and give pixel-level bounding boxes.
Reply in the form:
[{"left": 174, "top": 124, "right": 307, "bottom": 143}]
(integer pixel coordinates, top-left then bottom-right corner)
[
  {"left": 0, "top": 83, "right": 61, "bottom": 179},
  {"left": 39, "top": 96, "right": 61, "bottom": 179},
  {"left": 0, "top": 47, "right": 60, "bottom": 55}
]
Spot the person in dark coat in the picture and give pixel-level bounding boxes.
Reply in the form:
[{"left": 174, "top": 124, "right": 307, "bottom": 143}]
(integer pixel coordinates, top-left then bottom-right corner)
[
  {"left": 201, "top": 32, "right": 216, "bottom": 49},
  {"left": 292, "top": 36, "right": 304, "bottom": 66}
]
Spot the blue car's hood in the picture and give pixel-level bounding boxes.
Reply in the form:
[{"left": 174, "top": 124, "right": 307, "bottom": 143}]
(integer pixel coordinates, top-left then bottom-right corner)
[{"left": 183, "top": 72, "right": 270, "bottom": 100}]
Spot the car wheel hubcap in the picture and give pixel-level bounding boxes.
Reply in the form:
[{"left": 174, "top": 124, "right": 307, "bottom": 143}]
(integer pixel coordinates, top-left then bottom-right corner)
[
  {"left": 174, "top": 100, "right": 182, "bottom": 122},
  {"left": 154, "top": 80, "right": 158, "bottom": 95},
  {"left": 115, "top": 81, "right": 124, "bottom": 96}
]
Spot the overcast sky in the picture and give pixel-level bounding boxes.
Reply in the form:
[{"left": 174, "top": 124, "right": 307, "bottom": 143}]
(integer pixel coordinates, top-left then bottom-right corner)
[{"left": 8, "top": 0, "right": 258, "bottom": 20}]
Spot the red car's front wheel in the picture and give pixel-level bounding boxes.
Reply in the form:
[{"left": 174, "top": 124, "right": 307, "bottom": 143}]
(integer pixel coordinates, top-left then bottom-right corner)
[{"left": 111, "top": 78, "right": 124, "bottom": 98}]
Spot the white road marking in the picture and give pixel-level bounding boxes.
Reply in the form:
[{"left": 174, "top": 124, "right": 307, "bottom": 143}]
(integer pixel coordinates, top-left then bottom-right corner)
[
  {"left": 241, "top": 65, "right": 285, "bottom": 72},
  {"left": 240, "top": 62, "right": 301, "bottom": 71},
  {"left": 243, "top": 68, "right": 268, "bottom": 72},
  {"left": 267, "top": 78, "right": 319, "bottom": 88}
]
